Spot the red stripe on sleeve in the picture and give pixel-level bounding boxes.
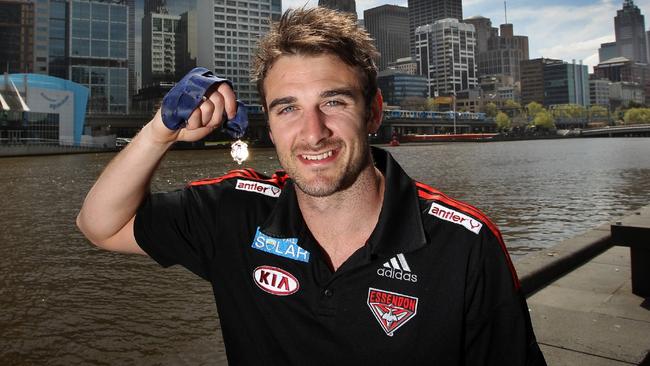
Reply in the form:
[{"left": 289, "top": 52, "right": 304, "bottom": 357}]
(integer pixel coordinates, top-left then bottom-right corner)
[
  {"left": 416, "top": 182, "right": 521, "bottom": 290},
  {"left": 187, "top": 169, "right": 290, "bottom": 189}
]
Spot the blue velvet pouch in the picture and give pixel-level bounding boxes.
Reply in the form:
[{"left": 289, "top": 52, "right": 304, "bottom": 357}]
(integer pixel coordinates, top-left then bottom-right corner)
[{"left": 161, "top": 67, "right": 248, "bottom": 138}]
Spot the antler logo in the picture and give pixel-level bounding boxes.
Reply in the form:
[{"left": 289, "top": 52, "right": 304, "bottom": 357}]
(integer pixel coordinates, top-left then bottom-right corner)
[{"left": 367, "top": 288, "right": 418, "bottom": 336}]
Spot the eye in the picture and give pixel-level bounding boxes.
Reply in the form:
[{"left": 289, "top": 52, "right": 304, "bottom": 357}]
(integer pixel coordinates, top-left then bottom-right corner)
[
  {"left": 278, "top": 105, "right": 296, "bottom": 114},
  {"left": 324, "top": 100, "right": 344, "bottom": 107}
]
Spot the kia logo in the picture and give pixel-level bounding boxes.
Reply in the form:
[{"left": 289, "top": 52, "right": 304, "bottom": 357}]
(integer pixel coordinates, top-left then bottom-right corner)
[{"left": 253, "top": 266, "right": 299, "bottom": 296}]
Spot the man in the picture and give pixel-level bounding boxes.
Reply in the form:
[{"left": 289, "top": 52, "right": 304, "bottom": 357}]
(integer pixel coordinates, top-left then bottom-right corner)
[{"left": 77, "top": 7, "right": 546, "bottom": 365}]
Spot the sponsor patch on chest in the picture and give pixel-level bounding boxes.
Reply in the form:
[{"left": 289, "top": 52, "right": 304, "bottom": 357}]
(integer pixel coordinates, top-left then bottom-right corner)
[
  {"left": 427, "top": 202, "right": 483, "bottom": 234},
  {"left": 367, "top": 288, "right": 418, "bottom": 337},
  {"left": 236, "top": 179, "right": 281, "bottom": 197},
  {"left": 253, "top": 265, "right": 299, "bottom": 296},
  {"left": 251, "top": 227, "right": 310, "bottom": 263}
]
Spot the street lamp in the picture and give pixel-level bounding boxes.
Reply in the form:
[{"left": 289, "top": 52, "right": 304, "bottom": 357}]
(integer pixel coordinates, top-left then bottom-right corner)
[{"left": 452, "top": 90, "right": 457, "bottom": 134}]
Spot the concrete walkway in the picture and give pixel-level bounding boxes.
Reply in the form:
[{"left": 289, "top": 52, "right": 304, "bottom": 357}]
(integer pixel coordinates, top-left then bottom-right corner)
[
  {"left": 526, "top": 246, "right": 650, "bottom": 365},
  {"left": 513, "top": 204, "right": 650, "bottom": 365}
]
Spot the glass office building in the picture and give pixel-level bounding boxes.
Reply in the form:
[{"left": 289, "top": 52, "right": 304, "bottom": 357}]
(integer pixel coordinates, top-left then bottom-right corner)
[
  {"left": 33, "top": 0, "right": 130, "bottom": 114},
  {"left": 378, "top": 70, "right": 428, "bottom": 106},
  {"left": 69, "top": 0, "right": 128, "bottom": 114}
]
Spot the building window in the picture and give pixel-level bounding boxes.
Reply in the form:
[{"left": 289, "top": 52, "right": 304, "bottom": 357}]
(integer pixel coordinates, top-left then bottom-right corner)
[
  {"left": 72, "top": 19, "right": 90, "bottom": 38},
  {"left": 110, "top": 41, "right": 127, "bottom": 58},
  {"left": 71, "top": 39, "right": 90, "bottom": 56},
  {"left": 92, "top": 21, "right": 109, "bottom": 40},
  {"left": 72, "top": 1, "right": 90, "bottom": 19},
  {"left": 110, "top": 5, "right": 127, "bottom": 23},
  {"left": 110, "top": 22, "right": 127, "bottom": 41},
  {"left": 91, "top": 3, "right": 109, "bottom": 21},
  {"left": 91, "top": 40, "right": 109, "bottom": 57},
  {"left": 71, "top": 66, "right": 90, "bottom": 84}
]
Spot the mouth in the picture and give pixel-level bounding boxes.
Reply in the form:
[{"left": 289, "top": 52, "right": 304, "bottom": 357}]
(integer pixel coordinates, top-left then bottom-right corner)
[{"left": 300, "top": 150, "right": 334, "bottom": 161}]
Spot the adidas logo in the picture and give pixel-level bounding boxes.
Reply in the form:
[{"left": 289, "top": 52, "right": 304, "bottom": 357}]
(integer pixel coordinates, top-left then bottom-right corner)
[{"left": 377, "top": 253, "right": 418, "bottom": 283}]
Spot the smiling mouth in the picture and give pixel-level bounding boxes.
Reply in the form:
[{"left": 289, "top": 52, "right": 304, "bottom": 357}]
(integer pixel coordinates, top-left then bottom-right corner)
[{"left": 301, "top": 150, "right": 334, "bottom": 161}]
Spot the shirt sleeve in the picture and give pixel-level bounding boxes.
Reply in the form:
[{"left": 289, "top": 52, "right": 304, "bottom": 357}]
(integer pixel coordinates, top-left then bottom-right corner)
[
  {"left": 463, "top": 229, "right": 547, "bottom": 366},
  {"left": 134, "top": 185, "right": 220, "bottom": 281}
]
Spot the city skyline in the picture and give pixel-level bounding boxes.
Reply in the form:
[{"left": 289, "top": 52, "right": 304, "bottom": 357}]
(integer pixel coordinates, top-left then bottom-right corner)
[{"left": 281, "top": 0, "right": 650, "bottom": 72}]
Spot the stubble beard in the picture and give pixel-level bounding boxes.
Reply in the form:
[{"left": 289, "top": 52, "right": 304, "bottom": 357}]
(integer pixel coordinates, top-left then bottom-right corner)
[{"left": 280, "top": 139, "right": 371, "bottom": 198}]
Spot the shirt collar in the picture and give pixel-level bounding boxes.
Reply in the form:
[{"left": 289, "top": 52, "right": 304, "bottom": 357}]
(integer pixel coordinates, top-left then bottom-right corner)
[{"left": 259, "top": 147, "right": 428, "bottom": 256}]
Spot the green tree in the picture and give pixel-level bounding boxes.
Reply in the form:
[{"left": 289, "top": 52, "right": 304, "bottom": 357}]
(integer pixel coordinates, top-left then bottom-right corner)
[
  {"left": 552, "top": 104, "right": 586, "bottom": 119},
  {"left": 484, "top": 102, "right": 498, "bottom": 118},
  {"left": 495, "top": 111, "right": 511, "bottom": 131},
  {"left": 533, "top": 110, "right": 555, "bottom": 129},
  {"left": 623, "top": 108, "right": 650, "bottom": 124},
  {"left": 503, "top": 99, "right": 522, "bottom": 116},
  {"left": 525, "top": 101, "right": 544, "bottom": 119},
  {"left": 588, "top": 105, "right": 608, "bottom": 120},
  {"left": 426, "top": 97, "right": 438, "bottom": 111}
]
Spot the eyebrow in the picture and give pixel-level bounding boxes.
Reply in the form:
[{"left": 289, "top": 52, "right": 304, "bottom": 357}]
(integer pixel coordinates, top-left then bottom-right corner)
[
  {"left": 320, "top": 88, "right": 357, "bottom": 99},
  {"left": 268, "top": 96, "right": 297, "bottom": 111}
]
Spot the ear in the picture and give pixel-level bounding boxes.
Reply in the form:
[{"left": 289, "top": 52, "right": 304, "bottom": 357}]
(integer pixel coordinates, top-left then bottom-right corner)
[
  {"left": 268, "top": 128, "right": 275, "bottom": 145},
  {"left": 367, "top": 89, "right": 383, "bottom": 134},
  {"left": 263, "top": 105, "right": 276, "bottom": 145}
]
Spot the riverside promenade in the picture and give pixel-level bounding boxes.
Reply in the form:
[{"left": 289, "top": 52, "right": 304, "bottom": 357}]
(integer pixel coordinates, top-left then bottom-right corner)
[{"left": 515, "top": 205, "right": 650, "bottom": 365}]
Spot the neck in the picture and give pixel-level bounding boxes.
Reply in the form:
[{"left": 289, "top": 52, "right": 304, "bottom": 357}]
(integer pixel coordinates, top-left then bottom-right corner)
[{"left": 296, "top": 163, "right": 385, "bottom": 270}]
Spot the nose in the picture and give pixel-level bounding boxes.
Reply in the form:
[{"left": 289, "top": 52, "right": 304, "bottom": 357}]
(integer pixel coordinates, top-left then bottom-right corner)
[{"left": 300, "top": 107, "right": 331, "bottom": 146}]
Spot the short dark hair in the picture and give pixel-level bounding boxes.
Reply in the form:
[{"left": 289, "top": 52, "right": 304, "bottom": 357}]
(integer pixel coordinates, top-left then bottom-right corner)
[{"left": 252, "top": 7, "right": 379, "bottom": 109}]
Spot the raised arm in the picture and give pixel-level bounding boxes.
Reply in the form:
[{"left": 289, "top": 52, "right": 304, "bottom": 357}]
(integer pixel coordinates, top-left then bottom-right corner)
[{"left": 76, "top": 77, "right": 237, "bottom": 254}]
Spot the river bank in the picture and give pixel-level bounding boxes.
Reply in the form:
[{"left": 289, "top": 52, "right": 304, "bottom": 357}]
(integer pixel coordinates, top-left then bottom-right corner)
[
  {"left": 517, "top": 205, "right": 650, "bottom": 365},
  {"left": 1, "top": 138, "right": 649, "bottom": 364}
]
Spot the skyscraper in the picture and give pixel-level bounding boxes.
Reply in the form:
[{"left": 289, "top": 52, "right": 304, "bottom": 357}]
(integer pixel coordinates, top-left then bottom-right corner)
[
  {"left": 464, "top": 16, "right": 529, "bottom": 83},
  {"left": 318, "top": 0, "right": 356, "bottom": 18},
  {"left": 408, "top": 0, "right": 462, "bottom": 56},
  {"left": 416, "top": 18, "right": 476, "bottom": 97},
  {"left": 615, "top": 0, "right": 648, "bottom": 63},
  {"left": 197, "top": 0, "right": 281, "bottom": 104},
  {"left": 520, "top": 58, "right": 562, "bottom": 106},
  {"left": 142, "top": 12, "right": 182, "bottom": 88},
  {"left": 598, "top": 0, "right": 648, "bottom": 63},
  {"left": 69, "top": 0, "right": 130, "bottom": 114},
  {"left": 364, "top": 5, "right": 409, "bottom": 71},
  {"left": 543, "top": 61, "right": 590, "bottom": 107},
  {"left": 31, "top": 0, "right": 132, "bottom": 114},
  {"left": 0, "top": 0, "right": 34, "bottom": 73}
]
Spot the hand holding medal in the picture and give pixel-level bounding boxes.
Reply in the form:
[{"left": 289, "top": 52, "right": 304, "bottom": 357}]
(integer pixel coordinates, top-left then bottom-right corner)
[{"left": 160, "top": 67, "right": 249, "bottom": 164}]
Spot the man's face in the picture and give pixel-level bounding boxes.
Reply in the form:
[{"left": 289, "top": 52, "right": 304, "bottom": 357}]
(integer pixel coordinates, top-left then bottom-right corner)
[{"left": 264, "top": 54, "right": 380, "bottom": 197}]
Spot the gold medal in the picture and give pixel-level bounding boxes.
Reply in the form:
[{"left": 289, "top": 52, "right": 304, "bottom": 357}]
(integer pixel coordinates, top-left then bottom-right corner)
[{"left": 231, "top": 139, "right": 249, "bottom": 165}]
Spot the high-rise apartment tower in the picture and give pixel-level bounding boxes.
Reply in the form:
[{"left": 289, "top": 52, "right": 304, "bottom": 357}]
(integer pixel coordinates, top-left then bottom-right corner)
[
  {"left": 416, "top": 18, "right": 476, "bottom": 97},
  {"left": 0, "top": 0, "right": 34, "bottom": 73},
  {"left": 318, "top": 0, "right": 356, "bottom": 18},
  {"left": 408, "top": 0, "right": 462, "bottom": 56},
  {"left": 197, "top": 0, "right": 281, "bottom": 104},
  {"left": 364, "top": 5, "right": 409, "bottom": 71}
]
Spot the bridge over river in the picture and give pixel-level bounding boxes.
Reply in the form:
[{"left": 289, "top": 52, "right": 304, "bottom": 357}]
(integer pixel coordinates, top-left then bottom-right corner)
[{"left": 580, "top": 124, "right": 650, "bottom": 137}]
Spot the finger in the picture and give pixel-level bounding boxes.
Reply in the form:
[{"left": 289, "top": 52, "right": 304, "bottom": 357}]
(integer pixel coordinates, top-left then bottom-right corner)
[
  {"left": 186, "top": 108, "right": 203, "bottom": 130},
  {"left": 217, "top": 83, "right": 237, "bottom": 119},
  {"left": 206, "top": 91, "right": 226, "bottom": 128},
  {"left": 178, "top": 125, "right": 212, "bottom": 142},
  {"left": 198, "top": 96, "right": 215, "bottom": 127}
]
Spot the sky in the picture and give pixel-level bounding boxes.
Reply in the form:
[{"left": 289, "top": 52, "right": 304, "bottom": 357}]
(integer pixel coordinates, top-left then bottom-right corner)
[{"left": 280, "top": 0, "right": 650, "bottom": 72}]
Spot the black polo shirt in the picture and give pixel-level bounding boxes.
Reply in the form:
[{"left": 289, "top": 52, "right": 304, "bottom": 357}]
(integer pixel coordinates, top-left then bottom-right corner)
[{"left": 134, "top": 147, "right": 545, "bottom": 365}]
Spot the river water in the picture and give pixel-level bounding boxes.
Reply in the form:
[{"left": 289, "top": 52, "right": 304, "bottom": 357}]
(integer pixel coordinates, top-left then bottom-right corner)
[{"left": 1, "top": 138, "right": 649, "bottom": 364}]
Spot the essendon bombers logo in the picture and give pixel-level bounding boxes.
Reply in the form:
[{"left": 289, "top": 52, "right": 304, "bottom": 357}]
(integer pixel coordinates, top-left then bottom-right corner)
[{"left": 367, "top": 288, "right": 418, "bottom": 336}]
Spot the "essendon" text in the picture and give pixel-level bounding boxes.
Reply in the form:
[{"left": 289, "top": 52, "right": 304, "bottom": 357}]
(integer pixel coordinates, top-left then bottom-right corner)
[{"left": 368, "top": 290, "right": 417, "bottom": 312}]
